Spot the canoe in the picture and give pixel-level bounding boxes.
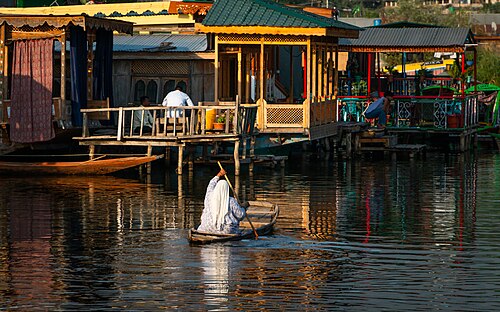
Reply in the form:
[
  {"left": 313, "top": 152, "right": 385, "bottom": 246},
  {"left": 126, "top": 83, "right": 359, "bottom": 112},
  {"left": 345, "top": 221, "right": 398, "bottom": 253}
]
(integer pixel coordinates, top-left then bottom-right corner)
[
  {"left": 0, "top": 155, "right": 163, "bottom": 175},
  {"left": 188, "top": 200, "right": 279, "bottom": 244}
]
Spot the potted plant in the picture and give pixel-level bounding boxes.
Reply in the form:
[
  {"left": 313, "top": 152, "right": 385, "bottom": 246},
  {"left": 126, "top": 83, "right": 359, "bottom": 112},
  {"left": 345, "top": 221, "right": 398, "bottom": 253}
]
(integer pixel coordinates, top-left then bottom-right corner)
[
  {"left": 213, "top": 114, "right": 226, "bottom": 130},
  {"left": 418, "top": 66, "right": 431, "bottom": 83},
  {"left": 385, "top": 65, "right": 398, "bottom": 83}
]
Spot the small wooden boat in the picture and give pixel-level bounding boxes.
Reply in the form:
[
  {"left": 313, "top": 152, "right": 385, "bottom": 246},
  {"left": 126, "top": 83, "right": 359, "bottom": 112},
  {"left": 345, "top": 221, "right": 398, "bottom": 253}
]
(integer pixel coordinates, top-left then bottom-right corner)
[
  {"left": 0, "top": 155, "right": 163, "bottom": 175},
  {"left": 188, "top": 200, "right": 279, "bottom": 244}
]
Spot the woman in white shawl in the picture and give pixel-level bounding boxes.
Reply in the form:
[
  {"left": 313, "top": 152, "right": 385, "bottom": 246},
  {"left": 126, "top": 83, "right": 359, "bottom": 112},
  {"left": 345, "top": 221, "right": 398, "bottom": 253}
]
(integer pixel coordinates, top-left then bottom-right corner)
[{"left": 197, "top": 169, "right": 247, "bottom": 234}]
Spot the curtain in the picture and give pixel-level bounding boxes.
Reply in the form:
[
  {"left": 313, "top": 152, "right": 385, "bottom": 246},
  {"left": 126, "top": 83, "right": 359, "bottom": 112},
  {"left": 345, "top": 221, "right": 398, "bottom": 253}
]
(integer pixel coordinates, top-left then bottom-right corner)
[
  {"left": 93, "top": 28, "right": 113, "bottom": 104},
  {"left": 10, "top": 39, "right": 55, "bottom": 143},
  {"left": 70, "top": 26, "right": 87, "bottom": 127},
  {"left": 93, "top": 28, "right": 114, "bottom": 125}
]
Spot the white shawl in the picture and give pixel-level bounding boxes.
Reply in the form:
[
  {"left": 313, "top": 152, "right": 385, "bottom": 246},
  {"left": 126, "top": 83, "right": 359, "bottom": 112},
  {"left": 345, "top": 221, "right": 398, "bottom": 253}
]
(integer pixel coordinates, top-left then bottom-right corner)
[{"left": 210, "top": 180, "right": 230, "bottom": 231}]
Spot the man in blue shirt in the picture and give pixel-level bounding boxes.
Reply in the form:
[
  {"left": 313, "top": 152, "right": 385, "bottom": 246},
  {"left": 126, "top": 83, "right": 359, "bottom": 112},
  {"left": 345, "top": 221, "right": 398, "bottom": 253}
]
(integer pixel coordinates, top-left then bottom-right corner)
[{"left": 364, "top": 91, "right": 394, "bottom": 129}]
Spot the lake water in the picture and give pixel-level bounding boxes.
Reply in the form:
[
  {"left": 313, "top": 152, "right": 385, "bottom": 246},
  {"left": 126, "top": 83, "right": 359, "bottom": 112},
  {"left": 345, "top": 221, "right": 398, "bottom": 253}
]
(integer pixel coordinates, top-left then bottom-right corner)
[{"left": 1, "top": 151, "right": 499, "bottom": 311}]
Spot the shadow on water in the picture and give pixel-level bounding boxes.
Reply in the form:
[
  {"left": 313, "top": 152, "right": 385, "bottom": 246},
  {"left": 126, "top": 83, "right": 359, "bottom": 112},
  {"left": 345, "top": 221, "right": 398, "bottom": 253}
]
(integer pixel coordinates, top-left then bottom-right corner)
[{"left": 0, "top": 151, "right": 500, "bottom": 310}]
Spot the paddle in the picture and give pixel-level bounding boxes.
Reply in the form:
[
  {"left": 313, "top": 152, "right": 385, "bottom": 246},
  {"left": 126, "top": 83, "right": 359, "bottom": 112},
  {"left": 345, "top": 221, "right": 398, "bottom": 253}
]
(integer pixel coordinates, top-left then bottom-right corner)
[{"left": 217, "top": 161, "right": 258, "bottom": 239}]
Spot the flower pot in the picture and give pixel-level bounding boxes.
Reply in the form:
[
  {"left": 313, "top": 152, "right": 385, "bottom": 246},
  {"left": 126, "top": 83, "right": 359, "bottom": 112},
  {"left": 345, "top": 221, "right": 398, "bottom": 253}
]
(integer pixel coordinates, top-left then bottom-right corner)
[
  {"left": 213, "top": 122, "right": 225, "bottom": 130},
  {"left": 447, "top": 114, "right": 463, "bottom": 128},
  {"left": 466, "top": 60, "right": 474, "bottom": 66}
]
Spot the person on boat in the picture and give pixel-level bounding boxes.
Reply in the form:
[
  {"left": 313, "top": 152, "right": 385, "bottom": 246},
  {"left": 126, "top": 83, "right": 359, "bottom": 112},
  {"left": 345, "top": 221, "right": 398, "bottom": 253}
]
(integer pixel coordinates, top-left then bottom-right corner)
[
  {"left": 161, "top": 85, "right": 194, "bottom": 118},
  {"left": 363, "top": 91, "right": 394, "bottom": 129},
  {"left": 197, "top": 169, "right": 249, "bottom": 234},
  {"left": 133, "top": 96, "right": 154, "bottom": 134}
]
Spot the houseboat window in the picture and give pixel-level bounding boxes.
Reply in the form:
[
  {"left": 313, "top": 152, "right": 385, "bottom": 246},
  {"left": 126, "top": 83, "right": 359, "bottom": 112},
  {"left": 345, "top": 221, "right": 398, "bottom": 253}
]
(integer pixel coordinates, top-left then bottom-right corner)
[
  {"left": 163, "top": 80, "right": 176, "bottom": 98},
  {"left": 147, "top": 80, "right": 158, "bottom": 103},
  {"left": 134, "top": 80, "right": 146, "bottom": 101}
]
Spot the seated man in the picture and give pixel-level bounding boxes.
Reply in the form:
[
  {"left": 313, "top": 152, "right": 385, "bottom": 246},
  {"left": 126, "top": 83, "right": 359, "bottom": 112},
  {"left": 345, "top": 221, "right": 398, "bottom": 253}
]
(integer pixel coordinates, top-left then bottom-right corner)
[
  {"left": 363, "top": 91, "right": 394, "bottom": 129},
  {"left": 133, "top": 96, "right": 154, "bottom": 134},
  {"left": 161, "top": 85, "right": 194, "bottom": 118}
]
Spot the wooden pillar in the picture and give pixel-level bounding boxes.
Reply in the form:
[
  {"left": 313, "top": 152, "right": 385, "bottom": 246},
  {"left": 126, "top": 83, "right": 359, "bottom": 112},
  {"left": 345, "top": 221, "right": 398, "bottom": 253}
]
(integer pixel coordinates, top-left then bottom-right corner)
[
  {"left": 367, "top": 53, "right": 372, "bottom": 95},
  {"left": 473, "top": 48, "right": 477, "bottom": 92},
  {"left": 177, "top": 144, "right": 184, "bottom": 175},
  {"left": 146, "top": 145, "right": 153, "bottom": 175},
  {"left": 311, "top": 43, "right": 317, "bottom": 102},
  {"left": 259, "top": 38, "right": 265, "bottom": 126},
  {"left": 289, "top": 46, "right": 294, "bottom": 103},
  {"left": 87, "top": 31, "right": 95, "bottom": 100},
  {"left": 334, "top": 45, "right": 339, "bottom": 122},
  {"left": 317, "top": 45, "right": 323, "bottom": 99},
  {"left": 328, "top": 45, "right": 333, "bottom": 97},
  {"left": 245, "top": 52, "right": 251, "bottom": 103},
  {"left": 323, "top": 45, "right": 328, "bottom": 98},
  {"left": 215, "top": 35, "right": 219, "bottom": 103},
  {"left": 234, "top": 139, "right": 240, "bottom": 176},
  {"left": 249, "top": 136, "right": 255, "bottom": 172},
  {"left": 60, "top": 32, "right": 67, "bottom": 120},
  {"left": 89, "top": 145, "right": 95, "bottom": 160},
  {"left": 0, "top": 24, "right": 6, "bottom": 122},
  {"left": 165, "top": 147, "right": 171, "bottom": 165},
  {"left": 305, "top": 39, "right": 312, "bottom": 128},
  {"left": 237, "top": 47, "right": 242, "bottom": 104}
]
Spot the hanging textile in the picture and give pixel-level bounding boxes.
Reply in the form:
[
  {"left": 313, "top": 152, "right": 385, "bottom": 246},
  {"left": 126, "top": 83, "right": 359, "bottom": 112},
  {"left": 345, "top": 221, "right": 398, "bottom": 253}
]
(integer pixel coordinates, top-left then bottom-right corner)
[
  {"left": 93, "top": 28, "right": 113, "bottom": 104},
  {"left": 70, "top": 26, "right": 88, "bottom": 127},
  {"left": 10, "top": 39, "right": 55, "bottom": 143},
  {"left": 93, "top": 28, "right": 114, "bottom": 125}
]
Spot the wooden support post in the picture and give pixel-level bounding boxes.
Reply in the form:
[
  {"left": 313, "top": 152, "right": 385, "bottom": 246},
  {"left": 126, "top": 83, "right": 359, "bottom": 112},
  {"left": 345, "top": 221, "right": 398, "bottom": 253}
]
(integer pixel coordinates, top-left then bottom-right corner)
[
  {"left": 334, "top": 45, "right": 339, "bottom": 121},
  {"left": 147, "top": 145, "right": 153, "bottom": 175},
  {"left": 215, "top": 35, "right": 219, "bottom": 102},
  {"left": 234, "top": 139, "right": 240, "bottom": 176},
  {"left": 0, "top": 24, "right": 6, "bottom": 122},
  {"left": 60, "top": 32, "right": 66, "bottom": 120},
  {"left": 89, "top": 145, "right": 95, "bottom": 160},
  {"left": 238, "top": 47, "right": 242, "bottom": 104},
  {"left": 117, "top": 107, "right": 124, "bottom": 141},
  {"left": 188, "top": 145, "right": 194, "bottom": 172},
  {"left": 259, "top": 38, "right": 265, "bottom": 127},
  {"left": 306, "top": 38, "right": 312, "bottom": 128},
  {"left": 346, "top": 132, "right": 352, "bottom": 158},
  {"left": 249, "top": 136, "right": 256, "bottom": 172},
  {"left": 177, "top": 144, "right": 184, "bottom": 175},
  {"left": 242, "top": 137, "right": 247, "bottom": 160},
  {"left": 165, "top": 147, "right": 171, "bottom": 165}
]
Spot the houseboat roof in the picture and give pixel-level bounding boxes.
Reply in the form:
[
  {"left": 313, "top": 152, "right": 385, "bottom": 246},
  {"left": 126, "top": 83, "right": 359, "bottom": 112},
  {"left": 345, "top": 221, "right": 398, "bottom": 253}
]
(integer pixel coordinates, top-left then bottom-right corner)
[
  {"left": 0, "top": 14, "right": 133, "bottom": 35},
  {"left": 339, "top": 27, "right": 475, "bottom": 53},
  {"left": 199, "top": 0, "right": 360, "bottom": 37},
  {"left": 112, "top": 34, "right": 207, "bottom": 52}
]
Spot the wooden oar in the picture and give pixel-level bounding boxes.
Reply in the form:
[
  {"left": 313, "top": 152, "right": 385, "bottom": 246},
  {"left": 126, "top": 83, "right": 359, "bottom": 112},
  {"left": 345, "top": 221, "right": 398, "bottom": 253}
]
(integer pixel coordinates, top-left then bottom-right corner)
[{"left": 217, "top": 161, "right": 258, "bottom": 239}]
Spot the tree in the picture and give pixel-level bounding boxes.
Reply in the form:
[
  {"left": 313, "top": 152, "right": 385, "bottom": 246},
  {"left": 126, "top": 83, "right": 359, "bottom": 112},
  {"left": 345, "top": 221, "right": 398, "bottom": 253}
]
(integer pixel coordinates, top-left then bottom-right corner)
[{"left": 381, "top": 0, "right": 470, "bottom": 27}]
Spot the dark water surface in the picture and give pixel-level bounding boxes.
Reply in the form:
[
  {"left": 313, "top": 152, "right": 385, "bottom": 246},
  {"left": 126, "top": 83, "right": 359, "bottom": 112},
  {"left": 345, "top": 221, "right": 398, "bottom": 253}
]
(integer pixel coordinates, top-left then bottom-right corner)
[{"left": 1, "top": 152, "right": 500, "bottom": 311}]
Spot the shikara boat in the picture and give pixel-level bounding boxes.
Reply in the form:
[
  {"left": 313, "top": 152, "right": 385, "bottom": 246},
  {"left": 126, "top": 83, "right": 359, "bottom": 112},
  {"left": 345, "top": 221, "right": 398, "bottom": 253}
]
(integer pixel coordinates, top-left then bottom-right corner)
[
  {"left": 188, "top": 200, "right": 279, "bottom": 244},
  {"left": 0, "top": 155, "right": 162, "bottom": 175}
]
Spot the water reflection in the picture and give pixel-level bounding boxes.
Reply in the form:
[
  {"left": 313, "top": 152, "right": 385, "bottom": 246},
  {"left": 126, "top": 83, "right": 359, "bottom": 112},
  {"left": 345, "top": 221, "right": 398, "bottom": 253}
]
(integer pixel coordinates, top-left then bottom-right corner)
[
  {"left": 0, "top": 152, "right": 498, "bottom": 310},
  {"left": 199, "top": 246, "right": 230, "bottom": 310}
]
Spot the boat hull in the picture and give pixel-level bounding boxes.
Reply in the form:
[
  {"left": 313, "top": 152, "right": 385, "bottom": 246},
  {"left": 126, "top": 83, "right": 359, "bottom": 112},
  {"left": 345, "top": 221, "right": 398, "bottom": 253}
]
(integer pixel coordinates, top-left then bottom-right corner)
[
  {"left": 0, "top": 155, "right": 162, "bottom": 175},
  {"left": 188, "top": 200, "right": 279, "bottom": 244}
]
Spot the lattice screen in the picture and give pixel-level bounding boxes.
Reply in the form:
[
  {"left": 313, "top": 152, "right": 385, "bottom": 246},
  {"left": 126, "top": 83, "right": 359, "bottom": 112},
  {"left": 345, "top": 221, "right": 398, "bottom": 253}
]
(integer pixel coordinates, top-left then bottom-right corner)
[
  {"left": 266, "top": 107, "right": 303, "bottom": 125},
  {"left": 132, "top": 60, "right": 189, "bottom": 75},
  {"left": 219, "top": 34, "right": 307, "bottom": 43}
]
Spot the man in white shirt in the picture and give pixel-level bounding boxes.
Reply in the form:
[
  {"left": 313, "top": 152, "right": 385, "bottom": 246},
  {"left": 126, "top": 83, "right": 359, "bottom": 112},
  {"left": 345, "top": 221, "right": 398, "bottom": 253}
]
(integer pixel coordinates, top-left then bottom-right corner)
[
  {"left": 161, "top": 85, "right": 194, "bottom": 118},
  {"left": 133, "top": 96, "right": 154, "bottom": 134}
]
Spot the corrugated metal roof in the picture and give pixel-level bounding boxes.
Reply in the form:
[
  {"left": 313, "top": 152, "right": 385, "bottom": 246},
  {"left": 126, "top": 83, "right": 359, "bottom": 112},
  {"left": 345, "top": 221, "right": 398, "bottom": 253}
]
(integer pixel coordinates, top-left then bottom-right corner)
[
  {"left": 113, "top": 34, "right": 207, "bottom": 52},
  {"left": 339, "top": 27, "right": 474, "bottom": 49},
  {"left": 54, "top": 34, "right": 207, "bottom": 53},
  {"left": 202, "top": 0, "right": 360, "bottom": 31}
]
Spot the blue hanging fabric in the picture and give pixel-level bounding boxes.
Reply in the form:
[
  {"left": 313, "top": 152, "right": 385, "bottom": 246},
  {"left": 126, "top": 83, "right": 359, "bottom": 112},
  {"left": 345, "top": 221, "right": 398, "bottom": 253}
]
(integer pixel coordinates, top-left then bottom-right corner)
[
  {"left": 93, "top": 28, "right": 114, "bottom": 125},
  {"left": 70, "top": 26, "right": 87, "bottom": 127}
]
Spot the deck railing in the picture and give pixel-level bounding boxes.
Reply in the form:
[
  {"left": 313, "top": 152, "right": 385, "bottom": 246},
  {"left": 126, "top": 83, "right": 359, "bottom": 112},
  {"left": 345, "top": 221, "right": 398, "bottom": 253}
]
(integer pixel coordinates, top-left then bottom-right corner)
[
  {"left": 80, "top": 104, "right": 258, "bottom": 140},
  {"left": 336, "top": 95, "right": 479, "bottom": 129}
]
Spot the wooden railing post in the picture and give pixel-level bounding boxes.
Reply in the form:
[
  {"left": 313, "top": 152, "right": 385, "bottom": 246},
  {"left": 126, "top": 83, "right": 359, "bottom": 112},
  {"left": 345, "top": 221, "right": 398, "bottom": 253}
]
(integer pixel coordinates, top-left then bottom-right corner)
[
  {"left": 82, "top": 113, "right": 88, "bottom": 137},
  {"left": 117, "top": 107, "right": 123, "bottom": 141}
]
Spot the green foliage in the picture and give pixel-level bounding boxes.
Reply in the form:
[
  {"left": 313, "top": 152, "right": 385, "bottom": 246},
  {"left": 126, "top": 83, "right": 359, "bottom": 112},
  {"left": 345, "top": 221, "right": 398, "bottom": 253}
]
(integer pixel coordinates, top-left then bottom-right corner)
[
  {"left": 481, "top": 3, "right": 500, "bottom": 13},
  {"left": 476, "top": 47, "right": 500, "bottom": 86},
  {"left": 382, "top": 0, "right": 470, "bottom": 27}
]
